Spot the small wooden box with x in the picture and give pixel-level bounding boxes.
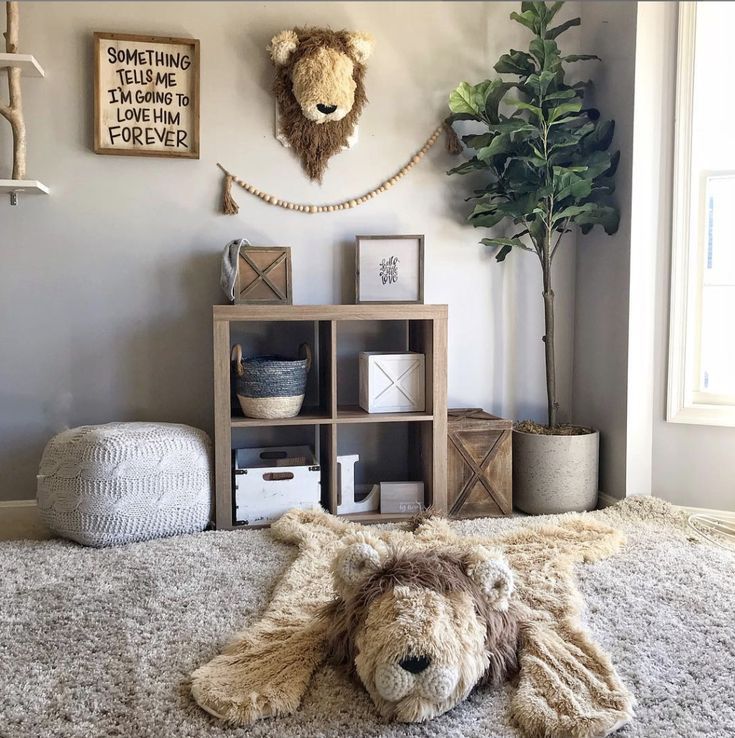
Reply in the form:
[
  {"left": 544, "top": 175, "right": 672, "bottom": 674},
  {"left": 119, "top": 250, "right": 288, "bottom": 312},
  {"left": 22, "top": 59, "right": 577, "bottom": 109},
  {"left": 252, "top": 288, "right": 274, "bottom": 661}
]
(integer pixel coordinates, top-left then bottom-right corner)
[
  {"left": 235, "top": 246, "right": 292, "bottom": 305},
  {"left": 447, "top": 408, "right": 512, "bottom": 518},
  {"left": 359, "top": 352, "right": 425, "bottom": 413}
]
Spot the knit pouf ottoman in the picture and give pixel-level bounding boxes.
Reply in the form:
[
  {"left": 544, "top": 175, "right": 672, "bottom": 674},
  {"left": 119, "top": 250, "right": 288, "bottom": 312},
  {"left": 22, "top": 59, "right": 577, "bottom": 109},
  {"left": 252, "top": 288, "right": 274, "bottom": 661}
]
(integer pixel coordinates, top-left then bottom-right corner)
[{"left": 37, "top": 422, "right": 213, "bottom": 547}]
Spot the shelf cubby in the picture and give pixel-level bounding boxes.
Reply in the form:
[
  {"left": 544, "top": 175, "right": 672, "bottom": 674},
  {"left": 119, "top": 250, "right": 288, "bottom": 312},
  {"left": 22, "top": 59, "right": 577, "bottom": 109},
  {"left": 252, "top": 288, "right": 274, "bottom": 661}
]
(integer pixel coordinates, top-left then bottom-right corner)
[{"left": 213, "top": 304, "right": 448, "bottom": 530}]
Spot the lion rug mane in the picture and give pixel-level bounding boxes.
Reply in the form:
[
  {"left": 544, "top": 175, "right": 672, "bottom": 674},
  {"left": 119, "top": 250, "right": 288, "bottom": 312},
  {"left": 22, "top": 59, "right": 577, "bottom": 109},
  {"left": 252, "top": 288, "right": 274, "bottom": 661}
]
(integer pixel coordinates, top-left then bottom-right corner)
[{"left": 191, "top": 508, "right": 634, "bottom": 738}]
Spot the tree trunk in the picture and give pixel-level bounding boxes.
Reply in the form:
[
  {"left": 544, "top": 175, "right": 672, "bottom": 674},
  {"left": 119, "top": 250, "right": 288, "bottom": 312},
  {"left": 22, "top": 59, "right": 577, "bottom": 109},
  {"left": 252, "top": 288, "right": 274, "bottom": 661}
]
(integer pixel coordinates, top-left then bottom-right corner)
[
  {"left": 1, "top": 1, "right": 26, "bottom": 180},
  {"left": 541, "top": 237, "right": 558, "bottom": 428}
]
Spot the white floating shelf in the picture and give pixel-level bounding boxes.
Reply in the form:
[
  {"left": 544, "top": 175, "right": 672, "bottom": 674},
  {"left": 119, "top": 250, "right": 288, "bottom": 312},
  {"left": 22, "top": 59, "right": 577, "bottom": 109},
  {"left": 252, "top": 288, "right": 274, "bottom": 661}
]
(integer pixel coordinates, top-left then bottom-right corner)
[
  {"left": 0, "top": 53, "right": 45, "bottom": 78},
  {"left": 0, "top": 179, "right": 49, "bottom": 204},
  {"left": 0, "top": 179, "right": 49, "bottom": 194}
]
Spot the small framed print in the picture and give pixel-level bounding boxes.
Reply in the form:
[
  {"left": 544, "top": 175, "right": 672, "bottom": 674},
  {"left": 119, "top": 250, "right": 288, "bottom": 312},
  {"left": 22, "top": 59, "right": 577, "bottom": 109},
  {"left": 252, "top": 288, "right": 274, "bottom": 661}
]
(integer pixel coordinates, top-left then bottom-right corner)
[{"left": 355, "top": 235, "right": 425, "bottom": 304}]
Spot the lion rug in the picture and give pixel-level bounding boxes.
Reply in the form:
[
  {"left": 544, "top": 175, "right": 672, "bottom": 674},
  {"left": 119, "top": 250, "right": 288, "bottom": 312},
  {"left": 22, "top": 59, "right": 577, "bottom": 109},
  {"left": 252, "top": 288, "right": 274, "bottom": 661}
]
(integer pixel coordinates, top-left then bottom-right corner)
[{"left": 191, "top": 509, "right": 634, "bottom": 738}]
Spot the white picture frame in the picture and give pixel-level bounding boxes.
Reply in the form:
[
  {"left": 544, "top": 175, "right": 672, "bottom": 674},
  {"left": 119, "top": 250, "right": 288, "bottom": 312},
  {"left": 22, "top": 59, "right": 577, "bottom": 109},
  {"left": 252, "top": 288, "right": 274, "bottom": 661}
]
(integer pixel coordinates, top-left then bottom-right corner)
[{"left": 355, "top": 235, "right": 424, "bottom": 304}]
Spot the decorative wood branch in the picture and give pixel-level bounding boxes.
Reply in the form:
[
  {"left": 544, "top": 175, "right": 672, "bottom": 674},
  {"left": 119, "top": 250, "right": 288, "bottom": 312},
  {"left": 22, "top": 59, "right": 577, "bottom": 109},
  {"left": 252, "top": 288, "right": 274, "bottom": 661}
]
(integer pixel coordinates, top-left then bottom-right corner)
[{"left": 1, "top": 1, "right": 27, "bottom": 179}]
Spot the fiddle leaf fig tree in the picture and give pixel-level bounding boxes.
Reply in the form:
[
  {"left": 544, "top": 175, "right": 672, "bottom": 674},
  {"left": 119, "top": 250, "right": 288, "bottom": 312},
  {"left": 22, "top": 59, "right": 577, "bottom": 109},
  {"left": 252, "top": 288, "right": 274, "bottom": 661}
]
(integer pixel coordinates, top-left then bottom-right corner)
[{"left": 447, "top": 1, "right": 619, "bottom": 429}]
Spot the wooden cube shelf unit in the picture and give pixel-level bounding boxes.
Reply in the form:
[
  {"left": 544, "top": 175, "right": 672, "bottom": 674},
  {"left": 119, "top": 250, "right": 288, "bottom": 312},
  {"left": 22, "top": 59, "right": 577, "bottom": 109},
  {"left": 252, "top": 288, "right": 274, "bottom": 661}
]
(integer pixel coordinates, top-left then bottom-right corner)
[{"left": 213, "top": 304, "right": 448, "bottom": 530}]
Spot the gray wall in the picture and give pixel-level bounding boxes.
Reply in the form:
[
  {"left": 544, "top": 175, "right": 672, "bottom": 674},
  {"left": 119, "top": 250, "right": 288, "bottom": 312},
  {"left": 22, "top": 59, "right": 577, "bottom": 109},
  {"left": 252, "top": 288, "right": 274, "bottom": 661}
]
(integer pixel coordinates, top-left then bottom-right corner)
[
  {"left": 0, "top": 1, "right": 583, "bottom": 501},
  {"left": 573, "top": 2, "right": 637, "bottom": 500}
]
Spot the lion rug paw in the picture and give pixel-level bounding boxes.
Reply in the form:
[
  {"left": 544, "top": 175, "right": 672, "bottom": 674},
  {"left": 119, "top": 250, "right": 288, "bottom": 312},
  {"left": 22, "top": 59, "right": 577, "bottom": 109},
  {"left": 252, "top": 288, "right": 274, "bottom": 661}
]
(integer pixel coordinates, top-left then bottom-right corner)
[{"left": 190, "top": 508, "right": 634, "bottom": 737}]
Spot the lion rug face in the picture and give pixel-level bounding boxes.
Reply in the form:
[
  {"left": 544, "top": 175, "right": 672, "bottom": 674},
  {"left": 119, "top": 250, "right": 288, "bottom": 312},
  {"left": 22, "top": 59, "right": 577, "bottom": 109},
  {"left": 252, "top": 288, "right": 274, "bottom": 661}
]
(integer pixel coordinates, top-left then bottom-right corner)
[
  {"left": 325, "top": 533, "right": 519, "bottom": 722},
  {"left": 269, "top": 28, "right": 374, "bottom": 181},
  {"left": 191, "top": 509, "right": 635, "bottom": 738}
]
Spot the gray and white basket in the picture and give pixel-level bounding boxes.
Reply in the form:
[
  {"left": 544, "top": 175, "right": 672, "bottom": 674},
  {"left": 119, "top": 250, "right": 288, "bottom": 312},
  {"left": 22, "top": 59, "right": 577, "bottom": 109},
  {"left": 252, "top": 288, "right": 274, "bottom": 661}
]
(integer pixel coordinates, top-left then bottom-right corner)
[{"left": 232, "top": 343, "right": 312, "bottom": 419}]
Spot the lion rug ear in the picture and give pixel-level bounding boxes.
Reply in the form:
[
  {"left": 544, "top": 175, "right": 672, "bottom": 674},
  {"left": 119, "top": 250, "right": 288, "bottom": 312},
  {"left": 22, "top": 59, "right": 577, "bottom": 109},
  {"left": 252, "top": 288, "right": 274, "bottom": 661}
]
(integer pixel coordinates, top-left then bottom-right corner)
[{"left": 270, "top": 27, "right": 373, "bottom": 181}]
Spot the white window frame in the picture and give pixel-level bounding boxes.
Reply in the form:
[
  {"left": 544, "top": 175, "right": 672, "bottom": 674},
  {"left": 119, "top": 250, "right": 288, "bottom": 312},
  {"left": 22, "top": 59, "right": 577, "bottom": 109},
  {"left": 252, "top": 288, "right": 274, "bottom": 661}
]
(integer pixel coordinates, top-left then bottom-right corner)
[{"left": 667, "top": 2, "right": 735, "bottom": 427}]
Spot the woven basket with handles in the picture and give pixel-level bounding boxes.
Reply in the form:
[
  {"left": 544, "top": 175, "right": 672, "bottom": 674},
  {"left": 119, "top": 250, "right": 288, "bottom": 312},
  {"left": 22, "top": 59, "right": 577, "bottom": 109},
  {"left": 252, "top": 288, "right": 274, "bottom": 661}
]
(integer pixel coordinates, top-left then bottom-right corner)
[{"left": 231, "top": 343, "right": 312, "bottom": 419}]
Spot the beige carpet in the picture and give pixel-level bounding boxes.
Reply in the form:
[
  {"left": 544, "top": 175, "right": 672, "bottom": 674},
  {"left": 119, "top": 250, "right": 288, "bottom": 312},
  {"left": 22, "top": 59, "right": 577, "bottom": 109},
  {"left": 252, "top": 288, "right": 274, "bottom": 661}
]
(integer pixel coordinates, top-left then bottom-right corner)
[{"left": 1, "top": 497, "right": 734, "bottom": 737}]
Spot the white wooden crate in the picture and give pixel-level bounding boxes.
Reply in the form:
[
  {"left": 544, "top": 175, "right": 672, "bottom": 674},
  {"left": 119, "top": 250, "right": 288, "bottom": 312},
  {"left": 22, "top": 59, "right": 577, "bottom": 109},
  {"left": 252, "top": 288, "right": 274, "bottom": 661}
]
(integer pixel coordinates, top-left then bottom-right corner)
[
  {"left": 234, "top": 445, "right": 321, "bottom": 527},
  {"left": 358, "top": 352, "right": 425, "bottom": 413}
]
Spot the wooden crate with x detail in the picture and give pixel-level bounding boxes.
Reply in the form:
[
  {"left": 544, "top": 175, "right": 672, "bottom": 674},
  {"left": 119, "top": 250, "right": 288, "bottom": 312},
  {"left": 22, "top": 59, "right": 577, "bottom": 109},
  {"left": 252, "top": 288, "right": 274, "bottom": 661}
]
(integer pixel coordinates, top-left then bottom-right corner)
[
  {"left": 235, "top": 246, "right": 292, "bottom": 305},
  {"left": 447, "top": 408, "right": 512, "bottom": 518}
]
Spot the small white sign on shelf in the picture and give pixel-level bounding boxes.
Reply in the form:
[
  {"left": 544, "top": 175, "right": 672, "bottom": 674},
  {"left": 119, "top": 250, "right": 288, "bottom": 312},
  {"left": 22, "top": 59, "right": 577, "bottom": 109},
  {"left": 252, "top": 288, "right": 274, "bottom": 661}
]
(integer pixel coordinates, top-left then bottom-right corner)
[
  {"left": 380, "top": 481, "right": 424, "bottom": 514},
  {"left": 359, "top": 352, "right": 425, "bottom": 413}
]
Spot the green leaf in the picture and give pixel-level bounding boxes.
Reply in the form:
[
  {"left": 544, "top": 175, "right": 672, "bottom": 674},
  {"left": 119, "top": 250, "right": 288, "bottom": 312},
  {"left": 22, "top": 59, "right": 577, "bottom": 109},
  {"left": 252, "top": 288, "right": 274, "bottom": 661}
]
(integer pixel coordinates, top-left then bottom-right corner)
[
  {"left": 577, "top": 150, "right": 613, "bottom": 179},
  {"left": 486, "top": 118, "right": 537, "bottom": 135},
  {"left": 508, "top": 99, "right": 544, "bottom": 119},
  {"left": 462, "top": 132, "right": 496, "bottom": 150},
  {"left": 484, "top": 81, "right": 515, "bottom": 122},
  {"left": 553, "top": 165, "right": 588, "bottom": 175},
  {"left": 445, "top": 111, "right": 481, "bottom": 124},
  {"left": 545, "top": 2, "right": 565, "bottom": 23},
  {"left": 448, "top": 82, "right": 477, "bottom": 115},
  {"left": 480, "top": 237, "right": 527, "bottom": 250},
  {"left": 477, "top": 133, "right": 514, "bottom": 161},
  {"left": 527, "top": 216, "right": 546, "bottom": 245},
  {"left": 448, "top": 81, "right": 488, "bottom": 115},
  {"left": 470, "top": 213, "right": 507, "bottom": 229},
  {"left": 526, "top": 70, "right": 557, "bottom": 96},
  {"left": 563, "top": 54, "right": 601, "bottom": 63},
  {"left": 495, "top": 244, "right": 513, "bottom": 262},
  {"left": 517, "top": 155, "right": 547, "bottom": 168},
  {"left": 582, "top": 119, "right": 615, "bottom": 153},
  {"left": 573, "top": 205, "right": 620, "bottom": 235},
  {"left": 544, "top": 88, "right": 577, "bottom": 102},
  {"left": 561, "top": 180, "right": 593, "bottom": 200},
  {"left": 446, "top": 157, "right": 486, "bottom": 176},
  {"left": 529, "top": 38, "right": 561, "bottom": 71},
  {"left": 606, "top": 150, "right": 621, "bottom": 178},
  {"left": 510, "top": 10, "right": 538, "bottom": 33},
  {"left": 494, "top": 50, "right": 536, "bottom": 76},
  {"left": 545, "top": 17, "right": 581, "bottom": 39},
  {"left": 554, "top": 170, "right": 593, "bottom": 200},
  {"left": 552, "top": 202, "right": 598, "bottom": 223},
  {"left": 548, "top": 100, "right": 583, "bottom": 124}
]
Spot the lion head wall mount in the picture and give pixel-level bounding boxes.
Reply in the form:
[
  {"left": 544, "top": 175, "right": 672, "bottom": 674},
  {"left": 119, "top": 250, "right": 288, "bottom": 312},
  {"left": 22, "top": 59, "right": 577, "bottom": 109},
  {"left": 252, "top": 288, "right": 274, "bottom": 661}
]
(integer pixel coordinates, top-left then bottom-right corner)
[{"left": 268, "top": 27, "right": 374, "bottom": 182}]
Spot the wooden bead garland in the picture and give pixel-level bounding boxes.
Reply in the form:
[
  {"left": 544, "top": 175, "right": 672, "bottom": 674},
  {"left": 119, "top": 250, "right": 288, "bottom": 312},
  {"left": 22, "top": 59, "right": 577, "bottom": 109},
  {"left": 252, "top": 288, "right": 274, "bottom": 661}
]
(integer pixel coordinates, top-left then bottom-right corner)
[{"left": 218, "top": 122, "right": 459, "bottom": 215}]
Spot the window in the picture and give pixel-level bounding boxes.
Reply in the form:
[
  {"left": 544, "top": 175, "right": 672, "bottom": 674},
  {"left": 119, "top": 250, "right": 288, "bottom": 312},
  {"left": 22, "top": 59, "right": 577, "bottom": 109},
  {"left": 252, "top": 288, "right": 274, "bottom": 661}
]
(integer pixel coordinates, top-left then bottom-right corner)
[{"left": 668, "top": 2, "right": 735, "bottom": 425}]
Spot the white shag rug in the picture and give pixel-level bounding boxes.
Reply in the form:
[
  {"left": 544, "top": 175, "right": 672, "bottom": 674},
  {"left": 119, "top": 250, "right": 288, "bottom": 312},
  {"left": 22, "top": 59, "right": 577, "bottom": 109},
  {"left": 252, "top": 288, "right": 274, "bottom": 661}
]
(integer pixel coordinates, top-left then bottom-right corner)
[{"left": 1, "top": 497, "right": 734, "bottom": 738}]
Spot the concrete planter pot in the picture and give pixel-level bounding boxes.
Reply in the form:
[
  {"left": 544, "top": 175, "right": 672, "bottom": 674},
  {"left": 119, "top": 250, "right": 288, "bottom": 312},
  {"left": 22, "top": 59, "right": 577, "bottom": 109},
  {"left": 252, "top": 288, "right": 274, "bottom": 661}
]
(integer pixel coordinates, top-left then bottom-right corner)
[{"left": 512, "top": 427, "right": 599, "bottom": 515}]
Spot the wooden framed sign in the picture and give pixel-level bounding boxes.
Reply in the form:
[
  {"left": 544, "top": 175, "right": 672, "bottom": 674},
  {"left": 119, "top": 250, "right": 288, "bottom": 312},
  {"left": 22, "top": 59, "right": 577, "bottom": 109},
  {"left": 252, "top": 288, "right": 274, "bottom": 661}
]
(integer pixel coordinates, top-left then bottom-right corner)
[
  {"left": 94, "top": 32, "right": 200, "bottom": 158},
  {"left": 355, "top": 235, "right": 425, "bottom": 304}
]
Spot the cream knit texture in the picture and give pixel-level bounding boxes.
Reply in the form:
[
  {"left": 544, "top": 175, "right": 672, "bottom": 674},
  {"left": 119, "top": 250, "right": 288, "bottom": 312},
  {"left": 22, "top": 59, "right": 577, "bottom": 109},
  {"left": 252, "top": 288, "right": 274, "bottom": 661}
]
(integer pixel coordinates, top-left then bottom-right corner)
[{"left": 37, "top": 422, "right": 213, "bottom": 547}]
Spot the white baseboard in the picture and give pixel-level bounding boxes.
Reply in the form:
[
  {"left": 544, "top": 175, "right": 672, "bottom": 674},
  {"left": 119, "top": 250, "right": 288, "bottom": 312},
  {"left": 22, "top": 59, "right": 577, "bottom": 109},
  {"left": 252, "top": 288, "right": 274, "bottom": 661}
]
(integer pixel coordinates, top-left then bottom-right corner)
[
  {"left": 675, "top": 504, "right": 735, "bottom": 517},
  {"left": 0, "top": 500, "right": 51, "bottom": 541}
]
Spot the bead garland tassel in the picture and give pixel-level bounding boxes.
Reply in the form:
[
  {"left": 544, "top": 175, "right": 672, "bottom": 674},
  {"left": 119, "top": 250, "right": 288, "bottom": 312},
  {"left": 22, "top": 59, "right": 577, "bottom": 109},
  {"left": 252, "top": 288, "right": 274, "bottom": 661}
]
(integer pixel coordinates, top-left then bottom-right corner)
[{"left": 218, "top": 122, "right": 460, "bottom": 215}]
